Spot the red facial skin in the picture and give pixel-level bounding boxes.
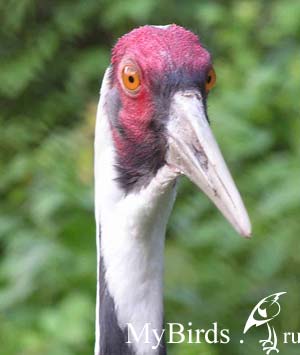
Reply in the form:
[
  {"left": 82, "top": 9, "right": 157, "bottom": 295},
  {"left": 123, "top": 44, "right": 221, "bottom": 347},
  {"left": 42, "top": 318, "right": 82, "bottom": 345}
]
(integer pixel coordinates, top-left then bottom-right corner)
[{"left": 110, "top": 25, "right": 212, "bottom": 168}]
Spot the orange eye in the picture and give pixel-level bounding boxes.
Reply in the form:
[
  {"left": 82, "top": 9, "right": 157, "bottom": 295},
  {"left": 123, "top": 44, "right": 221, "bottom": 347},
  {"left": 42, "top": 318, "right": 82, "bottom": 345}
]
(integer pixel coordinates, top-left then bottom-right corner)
[
  {"left": 205, "top": 67, "right": 216, "bottom": 92},
  {"left": 121, "top": 64, "right": 141, "bottom": 92}
]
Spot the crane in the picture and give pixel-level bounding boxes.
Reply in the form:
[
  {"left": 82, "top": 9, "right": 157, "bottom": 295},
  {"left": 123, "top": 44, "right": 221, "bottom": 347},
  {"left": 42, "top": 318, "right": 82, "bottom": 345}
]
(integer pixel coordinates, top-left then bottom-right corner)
[{"left": 94, "top": 24, "right": 251, "bottom": 355}]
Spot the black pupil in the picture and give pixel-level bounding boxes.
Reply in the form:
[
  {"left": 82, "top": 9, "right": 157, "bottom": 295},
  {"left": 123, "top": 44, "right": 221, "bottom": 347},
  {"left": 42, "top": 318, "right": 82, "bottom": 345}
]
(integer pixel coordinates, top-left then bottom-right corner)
[
  {"left": 128, "top": 75, "right": 135, "bottom": 83},
  {"left": 207, "top": 75, "right": 212, "bottom": 84}
]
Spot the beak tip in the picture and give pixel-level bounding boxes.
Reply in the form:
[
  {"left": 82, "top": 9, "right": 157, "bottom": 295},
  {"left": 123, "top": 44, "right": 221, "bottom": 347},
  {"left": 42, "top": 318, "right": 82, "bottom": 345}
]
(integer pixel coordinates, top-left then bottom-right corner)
[
  {"left": 241, "top": 229, "right": 252, "bottom": 239},
  {"left": 238, "top": 220, "right": 252, "bottom": 239}
]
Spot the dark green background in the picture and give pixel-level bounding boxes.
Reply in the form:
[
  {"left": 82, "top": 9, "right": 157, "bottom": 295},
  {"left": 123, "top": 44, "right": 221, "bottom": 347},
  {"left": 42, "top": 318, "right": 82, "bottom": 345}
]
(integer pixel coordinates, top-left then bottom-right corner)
[{"left": 1, "top": 0, "right": 299, "bottom": 354}]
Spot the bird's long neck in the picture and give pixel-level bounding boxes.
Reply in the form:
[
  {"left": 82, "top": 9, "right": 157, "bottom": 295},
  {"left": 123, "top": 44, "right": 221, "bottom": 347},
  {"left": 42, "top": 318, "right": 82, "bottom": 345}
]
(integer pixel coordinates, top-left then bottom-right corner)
[{"left": 94, "top": 87, "right": 176, "bottom": 355}]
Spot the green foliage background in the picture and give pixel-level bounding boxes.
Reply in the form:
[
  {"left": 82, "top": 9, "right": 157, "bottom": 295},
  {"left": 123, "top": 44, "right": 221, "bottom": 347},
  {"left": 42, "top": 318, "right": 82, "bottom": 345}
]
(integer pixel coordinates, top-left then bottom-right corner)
[{"left": 1, "top": 0, "right": 299, "bottom": 354}]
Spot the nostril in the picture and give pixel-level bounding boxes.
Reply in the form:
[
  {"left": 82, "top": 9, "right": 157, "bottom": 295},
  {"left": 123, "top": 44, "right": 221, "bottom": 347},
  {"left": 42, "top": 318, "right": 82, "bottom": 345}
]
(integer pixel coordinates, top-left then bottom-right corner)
[
  {"left": 181, "top": 91, "right": 195, "bottom": 97},
  {"left": 181, "top": 91, "right": 202, "bottom": 101}
]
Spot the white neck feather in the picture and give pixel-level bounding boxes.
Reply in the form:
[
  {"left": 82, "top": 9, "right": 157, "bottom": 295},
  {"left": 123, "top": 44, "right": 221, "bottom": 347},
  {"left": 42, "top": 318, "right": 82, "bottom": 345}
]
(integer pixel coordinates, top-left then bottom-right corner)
[{"left": 94, "top": 68, "right": 177, "bottom": 355}]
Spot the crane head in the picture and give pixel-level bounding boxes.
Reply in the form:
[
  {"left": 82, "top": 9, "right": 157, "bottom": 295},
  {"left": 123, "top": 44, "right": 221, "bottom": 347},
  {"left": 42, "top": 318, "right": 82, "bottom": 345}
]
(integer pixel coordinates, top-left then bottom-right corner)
[{"left": 101, "top": 24, "right": 251, "bottom": 237}]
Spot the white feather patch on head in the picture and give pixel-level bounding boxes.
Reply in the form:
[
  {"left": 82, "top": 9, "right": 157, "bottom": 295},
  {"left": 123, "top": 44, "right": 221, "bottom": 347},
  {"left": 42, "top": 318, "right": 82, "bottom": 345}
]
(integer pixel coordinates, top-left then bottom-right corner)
[{"left": 151, "top": 24, "right": 172, "bottom": 30}]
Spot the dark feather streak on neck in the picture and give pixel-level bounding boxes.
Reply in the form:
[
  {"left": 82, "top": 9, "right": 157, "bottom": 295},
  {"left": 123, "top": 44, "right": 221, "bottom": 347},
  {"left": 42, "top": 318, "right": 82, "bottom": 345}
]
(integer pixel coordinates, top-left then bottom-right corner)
[
  {"left": 97, "top": 228, "right": 167, "bottom": 354},
  {"left": 98, "top": 229, "right": 135, "bottom": 354}
]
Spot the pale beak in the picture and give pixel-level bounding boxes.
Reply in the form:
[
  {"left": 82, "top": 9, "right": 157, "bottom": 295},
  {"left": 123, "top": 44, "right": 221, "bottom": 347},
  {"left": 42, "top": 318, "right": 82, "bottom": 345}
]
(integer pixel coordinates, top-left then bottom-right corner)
[{"left": 166, "top": 91, "right": 251, "bottom": 237}]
